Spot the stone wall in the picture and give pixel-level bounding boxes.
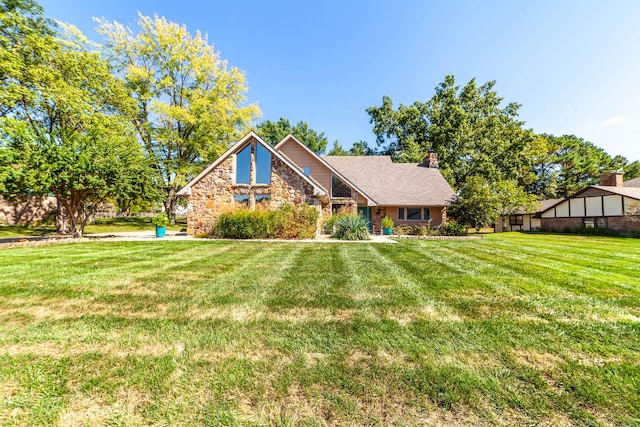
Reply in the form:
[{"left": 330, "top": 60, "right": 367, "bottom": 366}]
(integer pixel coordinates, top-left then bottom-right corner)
[{"left": 186, "top": 155, "right": 317, "bottom": 235}]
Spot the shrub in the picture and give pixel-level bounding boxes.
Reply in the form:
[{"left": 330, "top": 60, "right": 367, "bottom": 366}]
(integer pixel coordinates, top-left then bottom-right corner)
[
  {"left": 268, "top": 203, "right": 319, "bottom": 239},
  {"left": 152, "top": 213, "right": 170, "bottom": 227},
  {"left": 442, "top": 220, "right": 467, "bottom": 236},
  {"left": 211, "top": 204, "right": 319, "bottom": 239},
  {"left": 631, "top": 230, "right": 640, "bottom": 238},
  {"left": 381, "top": 216, "right": 394, "bottom": 229},
  {"left": 334, "top": 214, "right": 370, "bottom": 240},
  {"left": 212, "top": 210, "right": 269, "bottom": 239},
  {"left": 322, "top": 212, "right": 348, "bottom": 234},
  {"left": 559, "top": 226, "right": 620, "bottom": 237}
]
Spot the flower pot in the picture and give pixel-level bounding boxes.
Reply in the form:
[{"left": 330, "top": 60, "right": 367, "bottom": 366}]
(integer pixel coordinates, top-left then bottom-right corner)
[
  {"left": 155, "top": 225, "right": 166, "bottom": 238},
  {"left": 383, "top": 227, "right": 393, "bottom": 236}
]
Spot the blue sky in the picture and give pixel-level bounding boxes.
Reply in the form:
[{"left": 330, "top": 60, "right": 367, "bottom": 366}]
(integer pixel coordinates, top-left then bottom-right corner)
[{"left": 40, "top": 0, "right": 640, "bottom": 161}]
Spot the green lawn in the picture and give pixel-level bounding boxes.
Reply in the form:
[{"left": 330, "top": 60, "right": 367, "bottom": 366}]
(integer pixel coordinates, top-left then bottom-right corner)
[
  {"left": 1, "top": 234, "right": 639, "bottom": 426},
  {"left": 0, "top": 216, "right": 185, "bottom": 238}
]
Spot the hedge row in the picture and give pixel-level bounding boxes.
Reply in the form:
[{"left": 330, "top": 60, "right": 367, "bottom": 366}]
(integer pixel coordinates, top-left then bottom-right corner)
[{"left": 211, "top": 203, "right": 319, "bottom": 239}]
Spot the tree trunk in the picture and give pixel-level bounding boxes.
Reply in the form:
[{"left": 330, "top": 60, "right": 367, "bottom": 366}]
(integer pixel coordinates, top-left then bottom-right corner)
[
  {"left": 56, "top": 198, "right": 68, "bottom": 234},
  {"left": 163, "top": 188, "right": 177, "bottom": 225}
]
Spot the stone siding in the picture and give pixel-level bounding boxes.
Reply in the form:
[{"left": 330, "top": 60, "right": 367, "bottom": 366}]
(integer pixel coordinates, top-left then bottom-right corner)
[{"left": 186, "top": 156, "right": 317, "bottom": 235}]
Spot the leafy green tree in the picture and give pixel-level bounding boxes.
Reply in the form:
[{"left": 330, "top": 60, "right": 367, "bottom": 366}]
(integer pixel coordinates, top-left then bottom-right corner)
[
  {"left": 0, "top": 22, "right": 160, "bottom": 237},
  {"left": 0, "top": 0, "right": 54, "bottom": 117},
  {"left": 326, "top": 140, "right": 348, "bottom": 156},
  {"left": 623, "top": 160, "right": 640, "bottom": 181},
  {"left": 448, "top": 175, "right": 499, "bottom": 232},
  {"left": 257, "top": 118, "right": 328, "bottom": 154},
  {"left": 535, "top": 134, "right": 612, "bottom": 197},
  {"left": 495, "top": 180, "right": 539, "bottom": 219},
  {"left": 349, "top": 140, "right": 376, "bottom": 156},
  {"left": 367, "top": 75, "right": 538, "bottom": 190},
  {"left": 96, "top": 14, "right": 260, "bottom": 219}
]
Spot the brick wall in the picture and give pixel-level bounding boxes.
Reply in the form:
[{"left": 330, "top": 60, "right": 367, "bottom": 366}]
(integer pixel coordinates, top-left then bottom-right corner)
[
  {"left": 0, "top": 196, "right": 57, "bottom": 225},
  {"left": 540, "top": 217, "right": 583, "bottom": 231}
]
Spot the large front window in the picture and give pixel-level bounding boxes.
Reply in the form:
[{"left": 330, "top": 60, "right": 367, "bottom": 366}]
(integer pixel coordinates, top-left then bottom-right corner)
[
  {"left": 398, "top": 207, "right": 431, "bottom": 221},
  {"left": 332, "top": 174, "right": 351, "bottom": 198}
]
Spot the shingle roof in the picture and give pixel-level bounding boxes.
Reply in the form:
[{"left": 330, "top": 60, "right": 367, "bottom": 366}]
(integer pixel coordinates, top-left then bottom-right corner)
[
  {"left": 596, "top": 185, "right": 640, "bottom": 199},
  {"left": 322, "top": 156, "right": 456, "bottom": 206},
  {"left": 512, "top": 198, "right": 564, "bottom": 215},
  {"left": 624, "top": 177, "right": 640, "bottom": 187}
]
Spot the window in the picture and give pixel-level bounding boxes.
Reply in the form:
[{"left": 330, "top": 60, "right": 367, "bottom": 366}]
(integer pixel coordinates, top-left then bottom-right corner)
[
  {"left": 255, "top": 144, "right": 271, "bottom": 184},
  {"left": 407, "top": 208, "right": 421, "bottom": 220},
  {"left": 584, "top": 217, "right": 607, "bottom": 228},
  {"left": 399, "top": 207, "right": 431, "bottom": 221},
  {"left": 509, "top": 215, "right": 524, "bottom": 226},
  {"left": 303, "top": 166, "right": 310, "bottom": 176},
  {"left": 235, "top": 143, "right": 271, "bottom": 185},
  {"left": 332, "top": 174, "right": 351, "bottom": 198},
  {"left": 234, "top": 195, "right": 249, "bottom": 207},
  {"left": 256, "top": 194, "right": 270, "bottom": 207},
  {"left": 235, "top": 145, "right": 251, "bottom": 184}
]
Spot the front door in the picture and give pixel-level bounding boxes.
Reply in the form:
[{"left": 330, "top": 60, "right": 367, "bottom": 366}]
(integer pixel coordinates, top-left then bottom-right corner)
[{"left": 357, "top": 207, "right": 373, "bottom": 232}]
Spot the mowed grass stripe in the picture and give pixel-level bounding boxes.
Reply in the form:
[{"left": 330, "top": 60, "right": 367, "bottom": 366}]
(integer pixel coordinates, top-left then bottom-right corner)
[
  {"left": 452, "top": 240, "right": 640, "bottom": 297},
  {"left": 474, "top": 237, "right": 640, "bottom": 291}
]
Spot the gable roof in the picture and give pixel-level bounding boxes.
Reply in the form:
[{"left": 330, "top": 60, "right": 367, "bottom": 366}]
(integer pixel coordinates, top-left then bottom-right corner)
[
  {"left": 275, "top": 134, "right": 376, "bottom": 205},
  {"left": 539, "top": 185, "right": 640, "bottom": 215},
  {"left": 595, "top": 185, "right": 640, "bottom": 199},
  {"left": 177, "top": 131, "right": 328, "bottom": 196},
  {"left": 624, "top": 177, "right": 640, "bottom": 187},
  {"left": 322, "top": 156, "right": 456, "bottom": 206}
]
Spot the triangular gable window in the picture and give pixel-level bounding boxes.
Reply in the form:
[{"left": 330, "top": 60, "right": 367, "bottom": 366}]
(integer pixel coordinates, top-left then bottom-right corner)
[
  {"left": 235, "top": 142, "right": 272, "bottom": 185},
  {"left": 332, "top": 174, "right": 351, "bottom": 198}
]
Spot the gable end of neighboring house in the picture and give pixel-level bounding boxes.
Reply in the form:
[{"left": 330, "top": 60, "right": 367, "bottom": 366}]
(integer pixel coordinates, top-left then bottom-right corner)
[
  {"left": 177, "top": 132, "right": 326, "bottom": 235},
  {"left": 538, "top": 173, "right": 640, "bottom": 233}
]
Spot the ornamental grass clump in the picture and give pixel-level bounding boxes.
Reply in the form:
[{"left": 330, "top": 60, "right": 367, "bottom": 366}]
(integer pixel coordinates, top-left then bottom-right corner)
[{"left": 334, "top": 214, "right": 370, "bottom": 240}]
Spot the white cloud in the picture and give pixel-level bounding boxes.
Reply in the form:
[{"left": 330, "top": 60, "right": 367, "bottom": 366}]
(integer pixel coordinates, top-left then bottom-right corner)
[{"left": 602, "top": 116, "right": 626, "bottom": 126}]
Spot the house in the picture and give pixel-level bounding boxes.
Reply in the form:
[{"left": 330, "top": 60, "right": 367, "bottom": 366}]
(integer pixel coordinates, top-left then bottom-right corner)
[
  {"left": 538, "top": 172, "right": 640, "bottom": 233},
  {"left": 177, "top": 131, "right": 456, "bottom": 235},
  {"left": 495, "top": 199, "right": 563, "bottom": 232}
]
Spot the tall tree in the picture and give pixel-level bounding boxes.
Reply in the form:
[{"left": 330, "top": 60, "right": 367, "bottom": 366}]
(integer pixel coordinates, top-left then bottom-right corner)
[
  {"left": 257, "top": 118, "right": 328, "bottom": 154},
  {"left": 536, "top": 134, "right": 613, "bottom": 197},
  {"left": 0, "top": 22, "right": 160, "bottom": 237},
  {"left": 0, "top": 0, "right": 54, "bottom": 117},
  {"left": 367, "top": 75, "right": 539, "bottom": 190},
  {"left": 96, "top": 14, "right": 260, "bottom": 219},
  {"left": 349, "top": 140, "right": 376, "bottom": 156},
  {"left": 448, "top": 175, "right": 499, "bottom": 232},
  {"left": 326, "top": 140, "right": 348, "bottom": 156}
]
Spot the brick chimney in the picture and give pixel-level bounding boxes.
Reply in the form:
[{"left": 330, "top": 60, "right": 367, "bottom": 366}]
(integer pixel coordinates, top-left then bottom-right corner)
[
  {"left": 421, "top": 150, "right": 438, "bottom": 168},
  {"left": 599, "top": 172, "right": 623, "bottom": 187}
]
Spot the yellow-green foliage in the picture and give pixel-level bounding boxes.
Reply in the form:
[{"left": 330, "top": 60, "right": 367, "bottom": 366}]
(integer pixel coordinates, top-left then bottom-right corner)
[{"left": 212, "top": 203, "right": 319, "bottom": 239}]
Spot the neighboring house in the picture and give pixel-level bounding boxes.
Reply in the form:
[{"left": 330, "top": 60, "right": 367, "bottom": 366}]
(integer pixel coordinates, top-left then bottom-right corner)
[
  {"left": 539, "top": 172, "right": 640, "bottom": 233},
  {"left": 177, "top": 131, "right": 456, "bottom": 235},
  {"left": 495, "top": 199, "right": 562, "bottom": 232}
]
